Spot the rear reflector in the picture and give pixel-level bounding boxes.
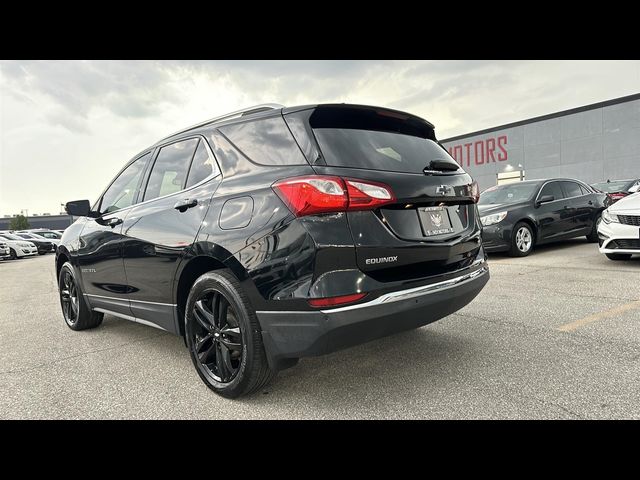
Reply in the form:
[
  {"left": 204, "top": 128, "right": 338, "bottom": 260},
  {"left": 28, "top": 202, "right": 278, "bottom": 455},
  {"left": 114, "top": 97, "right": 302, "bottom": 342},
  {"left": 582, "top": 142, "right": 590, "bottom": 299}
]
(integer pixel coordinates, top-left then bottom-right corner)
[
  {"left": 308, "top": 293, "right": 367, "bottom": 308},
  {"left": 469, "top": 180, "right": 480, "bottom": 203},
  {"left": 273, "top": 175, "right": 394, "bottom": 217}
]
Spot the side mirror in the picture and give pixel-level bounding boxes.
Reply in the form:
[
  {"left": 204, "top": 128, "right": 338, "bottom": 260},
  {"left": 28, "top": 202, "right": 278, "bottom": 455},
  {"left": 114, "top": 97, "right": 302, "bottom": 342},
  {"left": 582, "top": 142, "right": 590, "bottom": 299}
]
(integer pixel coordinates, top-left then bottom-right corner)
[
  {"left": 535, "top": 195, "right": 554, "bottom": 207},
  {"left": 65, "top": 200, "right": 92, "bottom": 217},
  {"left": 628, "top": 185, "right": 640, "bottom": 193}
]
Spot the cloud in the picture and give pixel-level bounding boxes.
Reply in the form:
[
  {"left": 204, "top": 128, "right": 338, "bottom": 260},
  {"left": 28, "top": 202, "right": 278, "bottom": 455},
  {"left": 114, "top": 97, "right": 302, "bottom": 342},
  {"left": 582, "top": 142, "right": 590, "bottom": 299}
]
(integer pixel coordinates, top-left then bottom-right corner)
[{"left": 1, "top": 60, "right": 639, "bottom": 215}]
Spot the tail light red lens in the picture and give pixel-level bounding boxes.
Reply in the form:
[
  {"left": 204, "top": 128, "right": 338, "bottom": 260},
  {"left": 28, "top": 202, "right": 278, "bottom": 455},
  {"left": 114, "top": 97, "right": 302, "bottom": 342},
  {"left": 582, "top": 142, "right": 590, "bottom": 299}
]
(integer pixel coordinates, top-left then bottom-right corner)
[
  {"left": 308, "top": 292, "right": 367, "bottom": 308},
  {"left": 273, "top": 175, "right": 394, "bottom": 217}
]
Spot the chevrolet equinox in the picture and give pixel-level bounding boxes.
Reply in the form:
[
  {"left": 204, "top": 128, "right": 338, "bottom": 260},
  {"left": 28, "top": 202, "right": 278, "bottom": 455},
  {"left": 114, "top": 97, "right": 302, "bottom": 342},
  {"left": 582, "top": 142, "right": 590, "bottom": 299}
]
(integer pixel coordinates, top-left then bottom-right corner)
[{"left": 57, "top": 103, "right": 489, "bottom": 398}]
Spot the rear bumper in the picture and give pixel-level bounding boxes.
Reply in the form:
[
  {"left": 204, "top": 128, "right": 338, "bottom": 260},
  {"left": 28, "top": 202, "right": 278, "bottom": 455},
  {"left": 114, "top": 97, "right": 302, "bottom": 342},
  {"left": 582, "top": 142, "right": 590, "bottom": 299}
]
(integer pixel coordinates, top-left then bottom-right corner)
[{"left": 256, "top": 264, "right": 489, "bottom": 370}]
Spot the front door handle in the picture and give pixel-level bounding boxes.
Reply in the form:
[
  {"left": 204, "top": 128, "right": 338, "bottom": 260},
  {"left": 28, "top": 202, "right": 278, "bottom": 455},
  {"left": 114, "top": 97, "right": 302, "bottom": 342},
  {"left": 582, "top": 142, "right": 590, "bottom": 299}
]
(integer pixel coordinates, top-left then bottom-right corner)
[
  {"left": 107, "top": 217, "right": 123, "bottom": 228},
  {"left": 174, "top": 198, "right": 198, "bottom": 212}
]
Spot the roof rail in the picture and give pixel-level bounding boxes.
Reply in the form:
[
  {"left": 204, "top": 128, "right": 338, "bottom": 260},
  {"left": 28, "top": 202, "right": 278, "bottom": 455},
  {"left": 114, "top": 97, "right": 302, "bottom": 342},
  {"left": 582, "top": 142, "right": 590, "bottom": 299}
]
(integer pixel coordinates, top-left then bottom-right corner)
[{"left": 159, "top": 103, "right": 285, "bottom": 142}]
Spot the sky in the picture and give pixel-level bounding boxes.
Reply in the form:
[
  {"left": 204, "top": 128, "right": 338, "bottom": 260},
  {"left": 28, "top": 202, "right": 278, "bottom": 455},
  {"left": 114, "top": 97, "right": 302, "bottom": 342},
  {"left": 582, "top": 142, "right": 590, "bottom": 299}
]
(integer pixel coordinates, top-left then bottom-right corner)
[{"left": 1, "top": 60, "right": 639, "bottom": 215}]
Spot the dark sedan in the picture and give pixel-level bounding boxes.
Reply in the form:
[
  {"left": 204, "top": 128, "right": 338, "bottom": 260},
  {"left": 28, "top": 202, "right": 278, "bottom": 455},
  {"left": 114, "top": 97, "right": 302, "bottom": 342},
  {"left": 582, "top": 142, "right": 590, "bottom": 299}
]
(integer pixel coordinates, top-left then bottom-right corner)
[
  {"left": 479, "top": 178, "right": 610, "bottom": 256},
  {"left": 591, "top": 178, "right": 640, "bottom": 203}
]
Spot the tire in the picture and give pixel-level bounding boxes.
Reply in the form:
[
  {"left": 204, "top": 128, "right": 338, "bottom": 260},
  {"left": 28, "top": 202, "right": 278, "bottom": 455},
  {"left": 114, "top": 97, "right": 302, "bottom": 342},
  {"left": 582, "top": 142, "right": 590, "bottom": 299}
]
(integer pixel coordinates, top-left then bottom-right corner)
[
  {"left": 605, "top": 253, "right": 632, "bottom": 261},
  {"left": 58, "top": 262, "right": 103, "bottom": 331},
  {"left": 185, "top": 269, "right": 275, "bottom": 398},
  {"left": 508, "top": 222, "right": 534, "bottom": 257},
  {"left": 9, "top": 248, "right": 18, "bottom": 260},
  {"left": 586, "top": 214, "right": 601, "bottom": 243}
]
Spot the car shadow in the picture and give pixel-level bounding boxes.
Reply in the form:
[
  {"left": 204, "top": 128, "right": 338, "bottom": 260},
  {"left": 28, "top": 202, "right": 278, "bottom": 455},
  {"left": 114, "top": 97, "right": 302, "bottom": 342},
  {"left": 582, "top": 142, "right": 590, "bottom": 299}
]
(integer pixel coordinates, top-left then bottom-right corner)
[
  {"left": 238, "top": 324, "right": 482, "bottom": 410},
  {"left": 486, "top": 237, "right": 595, "bottom": 259}
]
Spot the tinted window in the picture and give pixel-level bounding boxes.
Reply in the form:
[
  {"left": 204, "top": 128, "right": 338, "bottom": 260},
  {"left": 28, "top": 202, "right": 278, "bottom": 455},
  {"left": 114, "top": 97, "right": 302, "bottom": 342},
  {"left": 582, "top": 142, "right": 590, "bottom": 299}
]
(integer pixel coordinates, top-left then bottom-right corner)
[
  {"left": 186, "top": 140, "right": 218, "bottom": 188},
  {"left": 561, "top": 181, "right": 583, "bottom": 198},
  {"left": 219, "top": 116, "right": 307, "bottom": 166},
  {"left": 539, "top": 182, "right": 564, "bottom": 201},
  {"left": 479, "top": 183, "right": 539, "bottom": 205},
  {"left": 144, "top": 139, "right": 199, "bottom": 201},
  {"left": 313, "top": 129, "right": 460, "bottom": 174},
  {"left": 100, "top": 153, "right": 150, "bottom": 214},
  {"left": 579, "top": 184, "right": 592, "bottom": 195}
]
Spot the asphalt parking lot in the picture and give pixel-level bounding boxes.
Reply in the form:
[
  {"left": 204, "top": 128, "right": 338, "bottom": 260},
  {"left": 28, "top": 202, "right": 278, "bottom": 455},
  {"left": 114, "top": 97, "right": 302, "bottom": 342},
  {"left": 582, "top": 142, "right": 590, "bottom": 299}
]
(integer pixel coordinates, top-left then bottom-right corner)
[{"left": 1, "top": 242, "right": 639, "bottom": 419}]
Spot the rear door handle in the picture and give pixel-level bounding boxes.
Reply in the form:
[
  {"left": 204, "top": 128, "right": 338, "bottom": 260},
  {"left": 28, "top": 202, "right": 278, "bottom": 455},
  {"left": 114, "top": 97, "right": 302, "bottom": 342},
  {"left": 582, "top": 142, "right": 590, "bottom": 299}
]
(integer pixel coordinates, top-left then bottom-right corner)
[
  {"left": 174, "top": 198, "right": 198, "bottom": 212},
  {"left": 107, "top": 217, "right": 123, "bottom": 228}
]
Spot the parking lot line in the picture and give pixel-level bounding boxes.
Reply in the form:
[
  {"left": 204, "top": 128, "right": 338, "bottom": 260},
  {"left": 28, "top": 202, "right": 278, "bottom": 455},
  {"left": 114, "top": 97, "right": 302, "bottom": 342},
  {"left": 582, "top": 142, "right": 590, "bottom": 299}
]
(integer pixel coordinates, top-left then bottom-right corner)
[{"left": 557, "top": 300, "right": 640, "bottom": 332}]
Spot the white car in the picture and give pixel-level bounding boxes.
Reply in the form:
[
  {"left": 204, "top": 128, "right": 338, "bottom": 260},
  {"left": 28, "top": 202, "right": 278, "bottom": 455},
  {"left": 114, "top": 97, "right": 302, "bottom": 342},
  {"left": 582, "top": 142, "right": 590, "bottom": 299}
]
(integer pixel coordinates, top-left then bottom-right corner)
[
  {"left": 598, "top": 192, "right": 640, "bottom": 260},
  {"left": 16, "top": 231, "right": 61, "bottom": 248},
  {"left": 0, "top": 241, "right": 9, "bottom": 259},
  {"left": 0, "top": 233, "right": 39, "bottom": 259}
]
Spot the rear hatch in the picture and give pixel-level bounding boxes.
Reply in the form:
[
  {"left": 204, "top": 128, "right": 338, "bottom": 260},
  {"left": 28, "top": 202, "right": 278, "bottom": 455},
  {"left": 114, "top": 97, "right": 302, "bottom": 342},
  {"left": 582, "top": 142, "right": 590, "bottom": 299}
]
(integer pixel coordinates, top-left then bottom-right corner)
[{"left": 286, "top": 104, "right": 482, "bottom": 282}]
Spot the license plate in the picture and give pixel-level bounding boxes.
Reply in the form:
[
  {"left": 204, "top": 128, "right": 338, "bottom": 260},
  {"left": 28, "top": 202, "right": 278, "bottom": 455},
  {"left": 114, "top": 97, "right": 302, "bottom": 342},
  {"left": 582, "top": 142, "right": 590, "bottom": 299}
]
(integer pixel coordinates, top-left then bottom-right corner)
[{"left": 419, "top": 206, "right": 454, "bottom": 236}]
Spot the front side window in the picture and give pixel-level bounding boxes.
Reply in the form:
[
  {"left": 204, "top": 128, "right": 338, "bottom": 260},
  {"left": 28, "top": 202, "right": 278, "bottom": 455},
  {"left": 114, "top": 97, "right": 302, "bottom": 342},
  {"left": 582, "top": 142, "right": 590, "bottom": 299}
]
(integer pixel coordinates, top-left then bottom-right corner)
[
  {"left": 144, "top": 139, "right": 199, "bottom": 201},
  {"left": 538, "top": 182, "right": 565, "bottom": 201},
  {"left": 100, "top": 153, "right": 150, "bottom": 214}
]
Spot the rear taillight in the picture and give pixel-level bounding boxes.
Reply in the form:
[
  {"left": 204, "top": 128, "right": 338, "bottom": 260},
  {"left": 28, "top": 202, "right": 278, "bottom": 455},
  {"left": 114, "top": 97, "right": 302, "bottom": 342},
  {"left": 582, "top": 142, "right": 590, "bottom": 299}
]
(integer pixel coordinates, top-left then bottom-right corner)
[
  {"left": 469, "top": 180, "right": 480, "bottom": 203},
  {"left": 273, "top": 175, "right": 395, "bottom": 217},
  {"left": 308, "top": 293, "right": 367, "bottom": 308},
  {"left": 609, "top": 192, "right": 627, "bottom": 201}
]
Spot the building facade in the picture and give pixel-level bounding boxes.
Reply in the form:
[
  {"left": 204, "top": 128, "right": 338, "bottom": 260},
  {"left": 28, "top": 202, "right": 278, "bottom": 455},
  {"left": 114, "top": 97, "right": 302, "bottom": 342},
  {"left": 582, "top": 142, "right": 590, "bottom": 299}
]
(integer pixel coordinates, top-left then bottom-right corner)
[
  {"left": 441, "top": 93, "right": 640, "bottom": 190},
  {"left": 0, "top": 214, "right": 75, "bottom": 231}
]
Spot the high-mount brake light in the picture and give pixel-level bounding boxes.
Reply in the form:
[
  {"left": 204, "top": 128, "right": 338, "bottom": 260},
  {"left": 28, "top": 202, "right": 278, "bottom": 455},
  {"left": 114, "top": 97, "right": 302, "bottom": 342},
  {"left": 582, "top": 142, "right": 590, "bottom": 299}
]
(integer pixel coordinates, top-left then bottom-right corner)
[{"left": 273, "top": 176, "right": 395, "bottom": 217}]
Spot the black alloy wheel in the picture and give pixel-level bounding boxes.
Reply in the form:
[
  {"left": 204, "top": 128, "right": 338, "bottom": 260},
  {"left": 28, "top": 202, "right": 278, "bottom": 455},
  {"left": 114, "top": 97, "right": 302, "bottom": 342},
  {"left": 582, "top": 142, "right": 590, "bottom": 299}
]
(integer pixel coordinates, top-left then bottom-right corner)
[
  {"left": 185, "top": 269, "right": 275, "bottom": 398},
  {"left": 9, "top": 248, "right": 18, "bottom": 260},
  {"left": 190, "top": 289, "right": 244, "bottom": 383},
  {"left": 58, "top": 262, "right": 103, "bottom": 330},
  {"left": 60, "top": 268, "right": 80, "bottom": 326}
]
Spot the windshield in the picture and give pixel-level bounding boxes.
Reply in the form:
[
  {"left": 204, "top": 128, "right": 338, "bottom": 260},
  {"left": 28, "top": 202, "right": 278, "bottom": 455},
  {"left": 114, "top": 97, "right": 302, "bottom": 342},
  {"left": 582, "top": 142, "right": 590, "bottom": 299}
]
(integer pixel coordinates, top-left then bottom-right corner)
[
  {"left": 591, "top": 181, "right": 633, "bottom": 193},
  {"left": 479, "top": 183, "right": 539, "bottom": 205},
  {"left": 33, "top": 231, "right": 59, "bottom": 239},
  {"left": 0, "top": 234, "right": 24, "bottom": 241}
]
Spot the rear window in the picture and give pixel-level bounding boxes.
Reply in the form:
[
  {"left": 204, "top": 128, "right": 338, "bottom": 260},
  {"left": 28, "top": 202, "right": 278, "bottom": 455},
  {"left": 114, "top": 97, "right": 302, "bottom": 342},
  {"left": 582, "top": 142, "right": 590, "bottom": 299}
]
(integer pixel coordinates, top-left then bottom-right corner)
[{"left": 313, "top": 128, "right": 460, "bottom": 173}]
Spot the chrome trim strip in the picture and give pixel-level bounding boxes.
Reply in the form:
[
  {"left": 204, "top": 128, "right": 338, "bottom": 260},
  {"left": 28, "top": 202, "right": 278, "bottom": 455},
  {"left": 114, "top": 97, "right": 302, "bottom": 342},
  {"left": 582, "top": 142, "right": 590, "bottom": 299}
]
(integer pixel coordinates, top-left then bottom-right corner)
[
  {"left": 93, "top": 308, "right": 169, "bottom": 331},
  {"left": 85, "top": 293, "right": 176, "bottom": 307},
  {"left": 256, "top": 264, "right": 489, "bottom": 316},
  {"left": 93, "top": 308, "right": 137, "bottom": 322},
  {"left": 135, "top": 317, "right": 169, "bottom": 331},
  {"left": 323, "top": 265, "right": 489, "bottom": 313}
]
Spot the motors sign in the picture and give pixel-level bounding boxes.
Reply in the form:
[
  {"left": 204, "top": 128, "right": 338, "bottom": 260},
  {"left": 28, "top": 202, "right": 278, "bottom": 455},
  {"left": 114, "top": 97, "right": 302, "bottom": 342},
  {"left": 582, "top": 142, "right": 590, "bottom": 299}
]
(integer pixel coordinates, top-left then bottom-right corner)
[{"left": 446, "top": 135, "right": 508, "bottom": 167}]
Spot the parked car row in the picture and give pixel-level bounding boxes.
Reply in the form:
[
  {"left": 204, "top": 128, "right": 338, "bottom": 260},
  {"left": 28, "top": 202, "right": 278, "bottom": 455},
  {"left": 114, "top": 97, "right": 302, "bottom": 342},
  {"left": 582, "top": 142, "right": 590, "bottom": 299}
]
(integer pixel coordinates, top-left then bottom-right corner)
[
  {"left": 478, "top": 177, "right": 639, "bottom": 261},
  {"left": 0, "top": 228, "right": 63, "bottom": 260}
]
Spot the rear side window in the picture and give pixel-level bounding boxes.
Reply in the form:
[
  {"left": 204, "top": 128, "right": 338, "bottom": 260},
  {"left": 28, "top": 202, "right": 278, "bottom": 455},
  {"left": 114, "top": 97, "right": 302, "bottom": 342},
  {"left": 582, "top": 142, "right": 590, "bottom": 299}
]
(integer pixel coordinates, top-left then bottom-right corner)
[
  {"left": 185, "top": 140, "right": 219, "bottom": 188},
  {"left": 313, "top": 129, "right": 459, "bottom": 174},
  {"left": 219, "top": 116, "right": 307, "bottom": 166},
  {"left": 144, "top": 139, "right": 199, "bottom": 201},
  {"left": 561, "top": 181, "right": 583, "bottom": 198},
  {"left": 539, "top": 182, "right": 564, "bottom": 201}
]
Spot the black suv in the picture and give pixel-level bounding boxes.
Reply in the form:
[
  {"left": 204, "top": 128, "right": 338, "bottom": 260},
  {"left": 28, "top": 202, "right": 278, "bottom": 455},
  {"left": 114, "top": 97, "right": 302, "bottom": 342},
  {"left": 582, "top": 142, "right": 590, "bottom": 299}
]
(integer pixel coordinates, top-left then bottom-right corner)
[{"left": 57, "top": 103, "right": 489, "bottom": 398}]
